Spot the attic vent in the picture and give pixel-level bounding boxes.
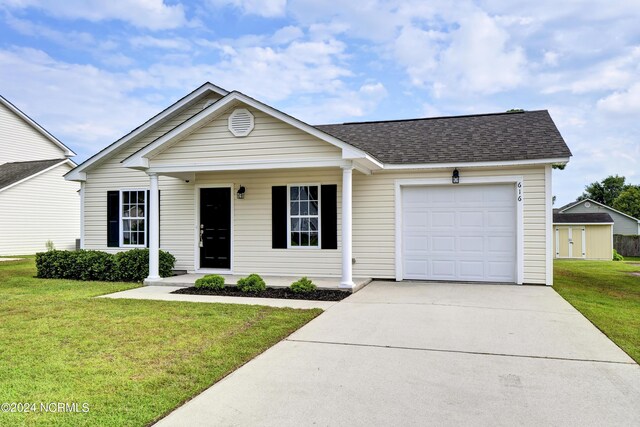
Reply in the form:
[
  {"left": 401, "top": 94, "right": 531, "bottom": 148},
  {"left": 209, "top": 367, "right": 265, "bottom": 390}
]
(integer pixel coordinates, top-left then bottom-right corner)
[
  {"left": 584, "top": 202, "right": 591, "bottom": 208},
  {"left": 228, "top": 108, "right": 254, "bottom": 137}
]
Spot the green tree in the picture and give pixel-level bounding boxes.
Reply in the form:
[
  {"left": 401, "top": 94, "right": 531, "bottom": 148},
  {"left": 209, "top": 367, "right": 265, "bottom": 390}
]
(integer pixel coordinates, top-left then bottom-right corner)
[
  {"left": 613, "top": 186, "right": 640, "bottom": 219},
  {"left": 578, "top": 175, "right": 627, "bottom": 206}
]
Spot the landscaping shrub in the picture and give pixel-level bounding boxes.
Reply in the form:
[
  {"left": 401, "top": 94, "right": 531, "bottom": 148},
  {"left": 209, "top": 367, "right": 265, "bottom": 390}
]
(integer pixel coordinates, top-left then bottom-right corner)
[
  {"left": 36, "top": 250, "right": 74, "bottom": 279},
  {"left": 195, "top": 274, "right": 225, "bottom": 290},
  {"left": 613, "top": 249, "right": 624, "bottom": 261},
  {"left": 35, "top": 249, "right": 176, "bottom": 282},
  {"left": 73, "top": 250, "right": 118, "bottom": 281},
  {"left": 114, "top": 249, "right": 175, "bottom": 282},
  {"left": 289, "top": 277, "right": 317, "bottom": 293},
  {"left": 237, "top": 274, "right": 266, "bottom": 292}
]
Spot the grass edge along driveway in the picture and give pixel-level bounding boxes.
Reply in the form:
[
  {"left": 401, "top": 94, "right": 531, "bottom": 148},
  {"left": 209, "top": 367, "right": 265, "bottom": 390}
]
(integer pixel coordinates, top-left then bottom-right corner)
[
  {"left": 0, "top": 258, "right": 321, "bottom": 426},
  {"left": 554, "top": 258, "right": 640, "bottom": 364}
]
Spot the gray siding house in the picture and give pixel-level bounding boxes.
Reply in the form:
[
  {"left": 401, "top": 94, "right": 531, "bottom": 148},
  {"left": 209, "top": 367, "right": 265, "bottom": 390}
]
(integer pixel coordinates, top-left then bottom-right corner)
[{"left": 558, "top": 199, "right": 640, "bottom": 235}]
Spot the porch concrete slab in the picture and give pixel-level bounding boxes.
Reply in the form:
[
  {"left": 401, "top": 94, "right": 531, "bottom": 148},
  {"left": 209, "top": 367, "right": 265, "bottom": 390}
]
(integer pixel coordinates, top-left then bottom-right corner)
[
  {"left": 147, "top": 274, "right": 371, "bottom": 292},
  {"left": 292, "top": 281, "right": 634, "bottom": 363},
  {"left": 98, "top": 286, "right": 336, "bottom": 310},
  {"left": 156, "top": 340, "right": 640, "bottom": 427}
]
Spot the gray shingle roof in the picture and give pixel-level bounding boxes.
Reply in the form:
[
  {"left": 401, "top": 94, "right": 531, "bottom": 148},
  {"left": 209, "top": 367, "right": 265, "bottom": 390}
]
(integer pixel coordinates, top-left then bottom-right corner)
[
  {"left": 315, "top": 110, "right": 571, "bottom": 164},
  {"left": 553, "top": 213, "right": 613, "bottom": 224},
  {"left": 0, "top": 159, "right": 65, "bottom": 190}
]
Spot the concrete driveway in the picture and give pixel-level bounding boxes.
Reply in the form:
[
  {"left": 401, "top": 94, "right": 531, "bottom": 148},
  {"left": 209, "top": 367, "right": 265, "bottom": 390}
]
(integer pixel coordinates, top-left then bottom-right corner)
[{"left": 156, "top": 281, "right": 640, "bottom": 426}]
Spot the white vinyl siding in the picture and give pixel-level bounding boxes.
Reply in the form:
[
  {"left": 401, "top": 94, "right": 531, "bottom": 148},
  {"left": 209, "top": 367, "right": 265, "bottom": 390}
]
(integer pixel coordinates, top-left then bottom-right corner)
[
  {"left": 149, "top": 104, "right": 342, "bottom": 165},
  {"left": 0, "top": 102, "right": 67, "bottom": 163},
  {"left": 0, "top": 163, "right": 80, "bottom": 255}
]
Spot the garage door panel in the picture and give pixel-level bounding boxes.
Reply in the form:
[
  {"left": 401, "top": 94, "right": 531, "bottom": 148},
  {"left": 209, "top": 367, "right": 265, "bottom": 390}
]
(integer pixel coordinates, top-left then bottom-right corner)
[
  {"left": 431, "top": 260, "right": 456, "bottom": 278},
  {"left": 459, "top": 236, "right": 483, "bottom": 253},
  {"left": 459, "top": 211, "right": 483, "bottom": 227},
  {"left": 488, "top": 261, "right": 515, "bottom": 280},
  {"left": 431, "top": 212, "right": 455, "bottom": 228},
  {"left": 459, "top": 261, "right": 484, "bottom": 280},
  {"left": 431, "top": 236, "right": 455, "bottom": 252},
  {"left": 402, "top": 184, "right": 516, "bottom": 283}
]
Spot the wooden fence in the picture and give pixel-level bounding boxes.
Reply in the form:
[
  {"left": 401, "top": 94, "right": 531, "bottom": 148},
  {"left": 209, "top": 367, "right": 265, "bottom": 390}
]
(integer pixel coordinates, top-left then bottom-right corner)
[{"left": 613, "top": 234, "right": 640, "bottom": 257}]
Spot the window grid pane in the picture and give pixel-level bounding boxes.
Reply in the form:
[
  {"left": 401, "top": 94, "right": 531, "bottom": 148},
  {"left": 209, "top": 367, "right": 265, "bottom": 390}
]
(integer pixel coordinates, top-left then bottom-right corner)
[
  {"left": 289, "top": 185, "right": 319, "bottom": 248},
  {"left": 122, "top": 190, "right": 146, "bottom": 246}
]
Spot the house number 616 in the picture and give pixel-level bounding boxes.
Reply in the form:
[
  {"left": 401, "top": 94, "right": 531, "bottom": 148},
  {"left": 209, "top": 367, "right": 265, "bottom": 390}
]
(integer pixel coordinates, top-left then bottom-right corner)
[{"left": 517, "top": 182, "right": 522, "bottom": 202}]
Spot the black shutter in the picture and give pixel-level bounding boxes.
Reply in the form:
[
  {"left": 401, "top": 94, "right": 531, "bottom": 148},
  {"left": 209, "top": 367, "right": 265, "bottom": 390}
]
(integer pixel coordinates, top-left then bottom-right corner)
[
  {"left": 272, "top": 186, "right": 287, "bottom": 249},
  {"left": 321, "top": 185, "right": 337, "bottom": 249},
  {"left": 107, "top": 191, "right": 119, "bottom": 247},
  {"left": 146, "top": 190, "right": 160, "bottom": 248}
]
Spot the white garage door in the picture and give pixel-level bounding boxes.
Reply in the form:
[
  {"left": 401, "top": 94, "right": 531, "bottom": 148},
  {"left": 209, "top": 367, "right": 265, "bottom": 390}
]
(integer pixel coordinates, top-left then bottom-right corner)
[{"left": 401, "top": 184, "right": 516, "bottom": 282}]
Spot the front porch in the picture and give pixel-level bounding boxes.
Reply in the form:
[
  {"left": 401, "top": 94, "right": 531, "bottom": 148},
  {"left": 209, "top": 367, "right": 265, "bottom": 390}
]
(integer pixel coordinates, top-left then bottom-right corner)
[{"left": 145, "top": 274, "right": 372, "bottom": 292}]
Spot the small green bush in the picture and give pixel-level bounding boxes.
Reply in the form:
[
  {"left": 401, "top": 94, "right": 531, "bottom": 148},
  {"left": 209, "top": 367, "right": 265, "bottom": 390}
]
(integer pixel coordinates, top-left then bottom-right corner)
[
  {"left": 195, "top": 274, "right": 225, "bottom": 290},
  {"left": 613, "top": 249, "right": 624, "bottom": 261},
  {"left": 114, "top": 249, "right": 175, "bottom": 282},
  {"left": 237, "top": 274, "right": 266, "bottom": 292},
  {"left": 73, "top": 250, "right": 118, "bottom": 281},
  {"left": 289, "top": 277, "right": 317, "bottom": 293},
  {"left": 35, "top": 249, "right": 176, "bottom": 282}
]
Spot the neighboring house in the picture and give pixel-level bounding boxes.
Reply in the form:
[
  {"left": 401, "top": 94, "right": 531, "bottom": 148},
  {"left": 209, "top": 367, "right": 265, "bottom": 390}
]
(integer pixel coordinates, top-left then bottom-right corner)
[
  {"left": 557, "top": 198, "right": 640, "bottom": 235},
  {"left": 65, "top": 82, "right": 571, "bottom": 287},
  {"left": 0, "top": 95, "right": 79, "bottom": 255},
  {"left": 553, "top": 212, "right": 613, "bottom": 260}
]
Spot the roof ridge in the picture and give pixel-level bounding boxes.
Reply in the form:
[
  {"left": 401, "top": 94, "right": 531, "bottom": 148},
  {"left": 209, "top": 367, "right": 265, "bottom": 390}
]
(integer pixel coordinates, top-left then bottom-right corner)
[{"left": 317, "top": 110, "right": 548, "bottom": 127}]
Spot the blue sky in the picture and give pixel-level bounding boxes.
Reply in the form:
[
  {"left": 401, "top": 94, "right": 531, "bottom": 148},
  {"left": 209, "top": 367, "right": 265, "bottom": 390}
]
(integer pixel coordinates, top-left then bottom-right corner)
[{"left": 1, "top": 0, "right": 639, "bottom": 204}]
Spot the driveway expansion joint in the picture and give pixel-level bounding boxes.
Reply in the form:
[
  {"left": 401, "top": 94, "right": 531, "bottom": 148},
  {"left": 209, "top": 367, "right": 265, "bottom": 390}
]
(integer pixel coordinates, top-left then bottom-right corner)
[{"left": 286, "top": 338, "right": 638, "bottom": 366}]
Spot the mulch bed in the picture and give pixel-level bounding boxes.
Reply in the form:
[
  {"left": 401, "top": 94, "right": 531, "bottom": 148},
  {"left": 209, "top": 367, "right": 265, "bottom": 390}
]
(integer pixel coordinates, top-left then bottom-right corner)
[{"left": 172, "top": 287, "right": 351, "bottom": 301}]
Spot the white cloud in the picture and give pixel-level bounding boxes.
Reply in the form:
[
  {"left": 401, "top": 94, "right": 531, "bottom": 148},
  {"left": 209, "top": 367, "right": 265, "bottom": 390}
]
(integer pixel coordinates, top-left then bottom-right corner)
[
  {"left": 130, "top": 36, "right": 192, "bottom": 51},
  {"left": 597, "top": 83, "right": 640, "bottom": 115},
  {"left": 0, "top": 47, "right": 161, "bottom": 156},
  {"left": 271, "top": 26, "right": 304, "bottom": 45},
  {"left": 287, "top": 82, "right": 388, "bottom": 124},
  {"left": 0, "top": 0, "right": 187, "bottom": 30},
  {"left": 393, "top": 11, "right": 526, "bottom": 97},
  {"left": 208, "top": 0, "right": 287, "bottom": 17}
]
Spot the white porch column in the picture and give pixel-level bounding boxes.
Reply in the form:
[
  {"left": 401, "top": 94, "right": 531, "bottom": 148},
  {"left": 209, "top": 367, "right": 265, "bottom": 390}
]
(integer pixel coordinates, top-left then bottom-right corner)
[
  {"left": 79, "top": 181, "right": 85, "bottom": 249},
  {"left": 147, "top": 172, "right": 161, "bottom": 281},
  {"left": 340, "top": 164, "right": 354, "bottom": 288}
]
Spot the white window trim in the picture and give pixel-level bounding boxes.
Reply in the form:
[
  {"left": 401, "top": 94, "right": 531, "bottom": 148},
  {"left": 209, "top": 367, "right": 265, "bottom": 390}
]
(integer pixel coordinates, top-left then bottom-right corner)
[
  {"left": 286, "top": 183, "right": 322, "bottom": 250},
  {"left": 119, "top": 188, "right": 148, "bottom": 248},
  {"left": 394, "top": 176, "right": 525, "bottom": 284}
]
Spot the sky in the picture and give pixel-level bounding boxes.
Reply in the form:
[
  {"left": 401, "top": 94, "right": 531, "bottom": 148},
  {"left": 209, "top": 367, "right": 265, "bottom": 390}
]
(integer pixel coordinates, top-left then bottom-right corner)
[{"left": 0, "top": 0, "right": 639, "bottom": 204}]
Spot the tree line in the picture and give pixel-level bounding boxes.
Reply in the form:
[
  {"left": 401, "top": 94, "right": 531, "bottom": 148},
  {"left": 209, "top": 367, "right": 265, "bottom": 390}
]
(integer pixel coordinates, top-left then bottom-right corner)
[{"left": 577, "top": 175, "right": 640, "bottom": 218}]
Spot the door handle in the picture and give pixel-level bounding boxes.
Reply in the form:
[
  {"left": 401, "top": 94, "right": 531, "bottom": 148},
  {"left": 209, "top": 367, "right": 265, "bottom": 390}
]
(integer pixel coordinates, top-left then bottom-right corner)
[{"left": 199, "top": 224, "right": 204, "bottom": 247}]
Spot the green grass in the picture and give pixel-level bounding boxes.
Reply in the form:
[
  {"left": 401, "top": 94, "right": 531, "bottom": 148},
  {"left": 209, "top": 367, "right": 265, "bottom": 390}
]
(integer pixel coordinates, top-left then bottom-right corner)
[
  {"left": 0, "top": 258, "right": 321, "bottom": 426},
  {"left": 554, "top": 259, "right": 640, "bottom": 363}
]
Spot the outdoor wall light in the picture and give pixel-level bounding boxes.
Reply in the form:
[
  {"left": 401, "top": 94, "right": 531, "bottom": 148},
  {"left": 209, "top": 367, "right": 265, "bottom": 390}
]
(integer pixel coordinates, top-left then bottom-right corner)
[
  {"left": 236, "top": 185, "right": 246, "bottom": 199},
  {"left": 452, "top": 168, "right": 460, "bottom": 184}
]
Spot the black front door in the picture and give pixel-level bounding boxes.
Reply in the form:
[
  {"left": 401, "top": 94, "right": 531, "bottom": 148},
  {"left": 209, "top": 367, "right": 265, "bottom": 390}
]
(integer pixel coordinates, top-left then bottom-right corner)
[{"left": 200, "top": 188, "right": 231, "bottom": 269}]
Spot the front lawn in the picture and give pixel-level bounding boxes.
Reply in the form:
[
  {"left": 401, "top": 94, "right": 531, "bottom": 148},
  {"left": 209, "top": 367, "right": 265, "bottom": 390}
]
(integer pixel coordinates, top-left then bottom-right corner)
[
  {"left": 0, "top": 258, "right": 320, "bottom": 426},
  {"left": 554, "top": 259, "right": 640, "bottom": 363}
]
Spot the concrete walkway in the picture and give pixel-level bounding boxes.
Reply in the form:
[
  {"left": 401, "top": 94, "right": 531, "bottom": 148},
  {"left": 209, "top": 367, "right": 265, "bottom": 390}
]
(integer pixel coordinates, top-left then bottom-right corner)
[
  {"left": 156, "top": 281, "right": 640, "bottom": 426},
  {"left": 146, "top": 274, "right": 371, "bottom": 291},
  {"left": 99, "top": 285, "right": 338, "bottom": 309}
]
